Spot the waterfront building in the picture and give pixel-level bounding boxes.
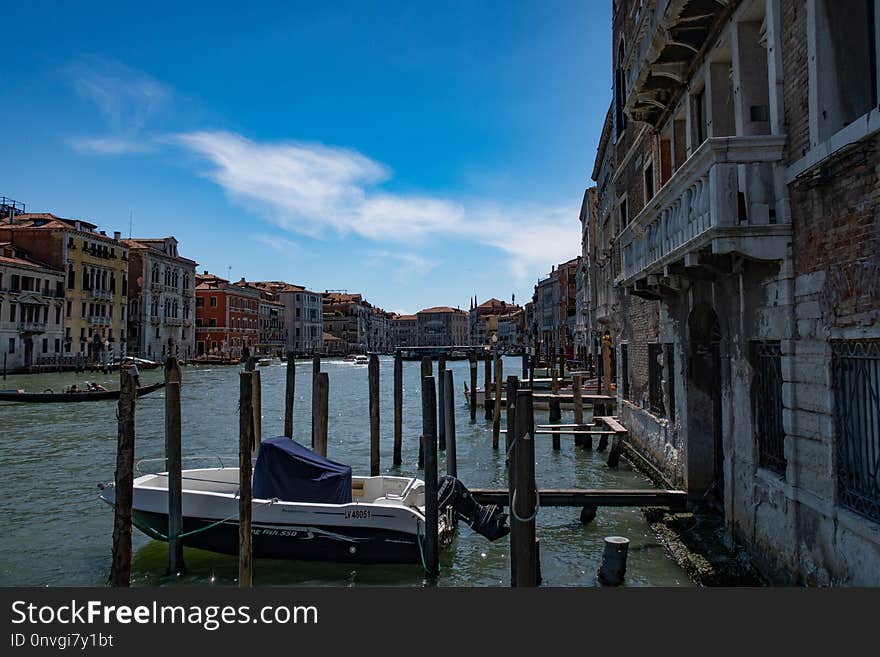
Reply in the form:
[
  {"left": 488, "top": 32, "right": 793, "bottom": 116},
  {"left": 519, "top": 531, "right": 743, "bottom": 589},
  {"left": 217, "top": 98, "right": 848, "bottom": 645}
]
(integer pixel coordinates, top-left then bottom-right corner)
[
  {"left": 194, "top": 272, "right": 259, "bottom": 359},
  {"left": 124, "top": 237, "right": 197, "bottom": 361},
  {"left": 416, "top": 306, "right": 468, "bottom": 346},
  {"left": 0, "top": 242, "right": 65, "bottom": 370},
  {"left": 369, "top": 306, "right": 392, "bottom": 353},
  {"left": 468, "top": 297, "right": 522, "bottom": 346},
  {"left": 323, "top": 292, "right": 371, "bottom": 353},
  {"left": 0, "top": 213, "right": 129, "bottom": 362},
  {"left": 391, "top": 314, "right": 418, "bottom": 348},
  {"left": 238, "top": 280, "right": 286, "bottom": 357},
  {"left": 584, "top": 0, "right": 880, "bottom": 584},
  {"left": 251, "top": 281, "right": 322, "bottom": 355}
]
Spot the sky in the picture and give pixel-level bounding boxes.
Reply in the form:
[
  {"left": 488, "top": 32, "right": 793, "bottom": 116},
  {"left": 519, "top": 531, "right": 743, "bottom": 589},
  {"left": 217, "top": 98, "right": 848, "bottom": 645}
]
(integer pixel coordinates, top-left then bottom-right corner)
[{"left": 0, "top": 0, "right": 611, "bottom": 315}]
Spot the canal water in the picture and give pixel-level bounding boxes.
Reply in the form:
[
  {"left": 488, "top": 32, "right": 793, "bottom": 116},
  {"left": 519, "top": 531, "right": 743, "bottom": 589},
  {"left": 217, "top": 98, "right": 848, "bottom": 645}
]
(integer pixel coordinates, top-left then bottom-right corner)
[{"left": 0, "top": 356, "right": 691, "bottom": 587}]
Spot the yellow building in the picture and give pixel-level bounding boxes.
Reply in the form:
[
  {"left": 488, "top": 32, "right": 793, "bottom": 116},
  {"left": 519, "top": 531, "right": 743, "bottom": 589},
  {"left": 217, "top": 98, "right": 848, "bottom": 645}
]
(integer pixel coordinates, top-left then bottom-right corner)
[{"left": 0, "top": 214, "right": 130, "bottom": 360}]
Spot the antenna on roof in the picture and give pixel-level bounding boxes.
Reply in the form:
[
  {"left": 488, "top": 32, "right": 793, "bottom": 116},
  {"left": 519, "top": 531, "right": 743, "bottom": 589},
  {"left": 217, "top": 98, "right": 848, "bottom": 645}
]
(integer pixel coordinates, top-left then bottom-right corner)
[{"left": 128, "top": 210, "right": 132, "bottom": 239}]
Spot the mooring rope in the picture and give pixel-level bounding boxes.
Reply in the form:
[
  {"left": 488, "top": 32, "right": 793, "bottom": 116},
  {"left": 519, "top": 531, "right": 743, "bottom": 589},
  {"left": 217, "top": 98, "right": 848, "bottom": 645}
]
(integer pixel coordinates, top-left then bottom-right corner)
[
  {"left": 415, "top": 521, "right": 441, "bottom": 575},
  {"left": 509, "top": 487, "right": 541, "bottom": 523},
  {"left": 134, "top": 496, "right": 278, "bottom": 542}
]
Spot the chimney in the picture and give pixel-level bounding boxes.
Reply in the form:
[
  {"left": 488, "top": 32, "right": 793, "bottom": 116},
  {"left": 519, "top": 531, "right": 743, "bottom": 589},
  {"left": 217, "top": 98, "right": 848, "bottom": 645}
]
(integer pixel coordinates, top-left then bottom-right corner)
[
  {"left": 114, "top": 231, "right": 121, "bottom": 242},
  {"left": 100, "top": 230, "right": 107, "bottom": 236},
  {"left": 203, "top": 270, "right": 209, "bottom": 275}
]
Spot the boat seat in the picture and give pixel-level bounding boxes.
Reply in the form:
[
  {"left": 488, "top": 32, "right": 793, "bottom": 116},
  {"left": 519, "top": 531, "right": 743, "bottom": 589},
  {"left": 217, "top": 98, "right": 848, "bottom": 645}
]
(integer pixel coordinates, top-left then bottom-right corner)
[{"left": 352, "top": 481, "right": 366, "bottom": 497}]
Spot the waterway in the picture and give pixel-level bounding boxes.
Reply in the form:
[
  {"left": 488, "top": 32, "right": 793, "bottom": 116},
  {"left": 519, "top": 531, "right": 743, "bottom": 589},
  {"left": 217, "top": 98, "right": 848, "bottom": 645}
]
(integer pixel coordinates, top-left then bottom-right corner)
[{"left": 0, "top": 356, "right": 691, "bottom": 587}]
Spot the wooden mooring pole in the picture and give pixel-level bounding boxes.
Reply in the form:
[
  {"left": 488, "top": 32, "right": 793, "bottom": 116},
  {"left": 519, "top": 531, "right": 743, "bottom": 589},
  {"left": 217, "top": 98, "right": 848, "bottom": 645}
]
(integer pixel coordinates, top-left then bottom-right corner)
[
  {"left": 484, "top": 351, "right": 492, "bottom": 420},
  {"left": 109, "top": 368, "right": 137, "bottom": 587},
  {"left": 574, "top": 374, "right": 589, "bottom": 449},
  {"left": 369, "top": 354, "right": 380, "bottom": 476},
  {"left": 164, "top": 357, "right": 184, "bottom": 576},
  {"left": 492, "top": 355, "right": 503, "bottom": 449},
  {"left": 437, "top": 354, "right": 446, "bottom": 450},
  {"left": 469, "top": 354, "right": 478, "bottom": 423},
  {"left": 510, "top": 388, "right": 537, "bottom": 587},
  {"left": 444, "top": 370, "right": 457, "bottom": 478},
  {"left": 313, "top": 372, "right": 329, "bottom": 457},
  {"left": 421, "top": 376, "right": 440, "bottom": 578},
  {"left": 521, "top": 351, "right": 528, "bottom": 380},
  {"left": 238, "top": 371, "right": 254, "bottom": 587},
  {"left": 393, "top": 351, "right": 403, "bottom": 466},
  {"left": 505, "top": 375, "right": 519, "bottom": 585},
  {"left": 419, "top": 356, "right": 432, "bottom": 468},
  {"left": 549, "top": 368, "right": 561, "bottom": 449},
  {"left": 284, "top": 351, "right": 295, "bottom": 438},
  {"left": 252, "top": 369, "right": 262, "bottom": 447},
  {"left": 311, "top": 355, "right": 321, "bottom": 448}
]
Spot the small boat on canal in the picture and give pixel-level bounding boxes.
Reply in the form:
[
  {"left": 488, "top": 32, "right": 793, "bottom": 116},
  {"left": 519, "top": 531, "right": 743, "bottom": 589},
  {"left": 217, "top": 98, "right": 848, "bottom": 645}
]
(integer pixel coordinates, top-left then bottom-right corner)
[
  {"left": 353, "top": 355, "right": 369, "bottom": 365},
  {"left": 100, "top": 437, "right": 455, "bottom": 564},
  {"left": 258, "top": 358, "right": 273, "bottom": 367},
  {"left": 0, "top": 381, "right": 165, "bottom": 404}
]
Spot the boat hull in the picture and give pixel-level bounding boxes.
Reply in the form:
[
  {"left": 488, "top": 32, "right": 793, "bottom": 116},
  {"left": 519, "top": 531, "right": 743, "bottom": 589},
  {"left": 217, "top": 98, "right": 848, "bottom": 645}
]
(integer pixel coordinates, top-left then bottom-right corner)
[
  {"left": 132, "top": 510, "right": 422, "bottom": 564},
  {"left": 0, "top": 381, "right": 165, "bottom": 403}
]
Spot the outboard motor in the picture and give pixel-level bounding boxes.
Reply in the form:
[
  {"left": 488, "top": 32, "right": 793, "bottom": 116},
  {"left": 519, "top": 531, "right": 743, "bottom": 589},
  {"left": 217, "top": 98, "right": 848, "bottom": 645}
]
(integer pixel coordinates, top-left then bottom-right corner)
[{"left": 437, "top": 475, "right": 510, "bottom": 541}]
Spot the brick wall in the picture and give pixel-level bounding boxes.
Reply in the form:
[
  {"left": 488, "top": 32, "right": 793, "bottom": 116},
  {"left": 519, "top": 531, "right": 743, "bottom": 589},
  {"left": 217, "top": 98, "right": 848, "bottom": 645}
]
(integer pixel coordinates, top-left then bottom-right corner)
[
  {"left": 781, "top": 0, "right": 810, "bottom": 162},
  {"left": 790, "top": 135, "right": 880, "bottom": 331}
]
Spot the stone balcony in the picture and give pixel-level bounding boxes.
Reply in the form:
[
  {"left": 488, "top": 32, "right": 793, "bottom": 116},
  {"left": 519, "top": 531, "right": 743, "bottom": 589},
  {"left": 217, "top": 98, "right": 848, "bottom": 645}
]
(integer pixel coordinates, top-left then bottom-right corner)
[
  {"left": 618, "top": 135, "right": 790, "bottom": 293},
  {"left": 18, "top": 320, "right": 47, "bottom": 333},
  {"left": 91, "top": 289, "right": 113, "bottom": 301},
  {"left": 89, "top": 316, "right": 111, "bottom": 326}
]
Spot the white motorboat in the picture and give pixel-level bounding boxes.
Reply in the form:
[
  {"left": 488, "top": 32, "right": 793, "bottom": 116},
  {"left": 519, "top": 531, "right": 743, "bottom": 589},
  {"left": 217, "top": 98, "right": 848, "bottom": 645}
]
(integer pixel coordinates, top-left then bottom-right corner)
[
  {"left": 100, "top": 437, "right": 453, "bottom": 564},
  {"left": 353, "top": 355, "right": 369, "bottom": 365},
  {"left": 258, "top": 358, "right": 272, "bottom": 367}
]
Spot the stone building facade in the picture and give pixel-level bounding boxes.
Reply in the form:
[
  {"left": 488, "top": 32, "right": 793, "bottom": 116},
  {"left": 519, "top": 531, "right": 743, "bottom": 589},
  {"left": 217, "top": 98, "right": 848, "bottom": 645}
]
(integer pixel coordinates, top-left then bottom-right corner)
[
  {"left": 585, "top": 0, "right": 880, "bottom": 584},
  {"left": 416, "top": 306, "right": 468, "bottom": 346},
  {"left": 125, "top": 237, "right": 196, "bottom": 360},
  {"left": 0, "top": 242, "right": 65, "bottom": 370},
  {"left": 0, "top": 214, "right": 129, "bottom": 362}
]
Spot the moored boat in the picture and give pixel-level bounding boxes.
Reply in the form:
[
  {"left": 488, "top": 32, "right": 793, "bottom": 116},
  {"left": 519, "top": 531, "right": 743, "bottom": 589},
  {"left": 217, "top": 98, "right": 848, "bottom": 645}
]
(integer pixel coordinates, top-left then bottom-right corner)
[
  {"left": 99, "top": 437, "right": 453, "bottom": 564},
  {"left": 0, "top": 381, "right": 165, "bottom": 404}
]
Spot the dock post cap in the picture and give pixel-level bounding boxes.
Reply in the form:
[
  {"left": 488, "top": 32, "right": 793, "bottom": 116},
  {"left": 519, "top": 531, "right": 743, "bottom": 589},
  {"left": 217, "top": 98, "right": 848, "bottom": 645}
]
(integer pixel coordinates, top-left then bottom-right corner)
[{"left": 604, "top": 536, "right": 630, "bottom": 545}]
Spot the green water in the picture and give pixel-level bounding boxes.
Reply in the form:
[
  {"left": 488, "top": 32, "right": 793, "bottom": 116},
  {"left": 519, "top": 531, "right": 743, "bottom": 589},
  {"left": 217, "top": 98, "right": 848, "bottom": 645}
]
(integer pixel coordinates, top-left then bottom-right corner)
[{"left": 0, "top": 356, "right": 691, "bottom": 587}]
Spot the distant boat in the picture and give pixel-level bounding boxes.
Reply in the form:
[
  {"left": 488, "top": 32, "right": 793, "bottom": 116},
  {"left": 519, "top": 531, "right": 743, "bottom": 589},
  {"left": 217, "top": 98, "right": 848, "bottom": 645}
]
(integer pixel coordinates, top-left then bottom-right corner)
[
  {"left": 0, "top": 382, "right": 165, "bottom": 404},
  {"left": 353, "top": 355, "right": 369, "bottom": 365},
  {"left": 258, "top": 358, "right": 272, "bottom": 367},
  {"left": 343, "top": 355, "right": 357, "bottom": 362}
]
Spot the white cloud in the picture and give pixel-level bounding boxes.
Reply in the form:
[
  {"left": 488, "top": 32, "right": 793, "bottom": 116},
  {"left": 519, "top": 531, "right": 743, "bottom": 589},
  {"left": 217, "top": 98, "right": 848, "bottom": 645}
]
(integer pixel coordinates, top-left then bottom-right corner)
[
  {"left": 66, "top": 56, "right": 172, "bottom": 155},
  {"left": 66, "top": 136, "right": 155, "bottom": 155},
  {"left": 255, "top": 233, "right": 301, "bottom": 259},
  {"left": 174, "top": 131, "right": 579, "bottom": 283},
  {"left": 365, "top": 249, "right": 440, "bottom": 280}
]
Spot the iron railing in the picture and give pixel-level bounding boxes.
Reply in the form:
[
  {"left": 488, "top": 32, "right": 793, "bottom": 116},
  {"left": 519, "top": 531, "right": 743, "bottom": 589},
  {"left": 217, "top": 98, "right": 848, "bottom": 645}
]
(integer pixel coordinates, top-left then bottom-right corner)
[
  {"left": 833, "top": 340, "right": 880, "bottom": 522},
  {"left": 751, "top": 341, "right": 786, "bottom": 476}
]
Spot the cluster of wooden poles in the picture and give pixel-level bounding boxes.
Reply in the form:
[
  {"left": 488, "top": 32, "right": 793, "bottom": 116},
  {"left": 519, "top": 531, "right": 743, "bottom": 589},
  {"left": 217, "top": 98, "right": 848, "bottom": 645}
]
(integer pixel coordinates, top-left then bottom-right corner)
[{"left": 108, "top": 351, "right": 683, "bottom": 588}]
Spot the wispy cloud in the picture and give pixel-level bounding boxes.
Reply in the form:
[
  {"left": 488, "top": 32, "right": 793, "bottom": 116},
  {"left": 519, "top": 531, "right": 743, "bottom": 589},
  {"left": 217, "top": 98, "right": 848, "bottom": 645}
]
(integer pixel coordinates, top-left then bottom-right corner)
[
  {"left": 173, "top": 131, "right": 578, "bottom": 282},
  {"left": 66, "top": 56, "right": 172, "bottom": 155},
  {"left": 66, "top": 136, "right": 156, "bottom": 155},
  {"left": 365, "top": 249, "right": 440, "bottom": 280},
  {"left": 255, "top": 233, "right": 301, "bottom": 259}
]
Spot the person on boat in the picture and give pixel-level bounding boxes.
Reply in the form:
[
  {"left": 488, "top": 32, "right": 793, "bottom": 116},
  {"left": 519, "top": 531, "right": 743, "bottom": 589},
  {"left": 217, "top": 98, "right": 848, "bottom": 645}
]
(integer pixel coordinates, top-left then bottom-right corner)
[
  {"left": 65, "top": 384, "right": 81, "bottom": 394},
  {"left": 88, "top": 382, "right": 108, "bottom": 392}
]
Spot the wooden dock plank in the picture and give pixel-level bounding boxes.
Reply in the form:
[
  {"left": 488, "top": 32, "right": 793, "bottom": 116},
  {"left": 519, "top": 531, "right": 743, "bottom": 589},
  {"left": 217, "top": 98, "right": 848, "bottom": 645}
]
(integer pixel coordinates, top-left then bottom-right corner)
[
  {"left": 470, "top": 488, "right": 687, "bottom": 511},
  {"left": 499, "top": 429, "right": 617, "bottom": 436}
]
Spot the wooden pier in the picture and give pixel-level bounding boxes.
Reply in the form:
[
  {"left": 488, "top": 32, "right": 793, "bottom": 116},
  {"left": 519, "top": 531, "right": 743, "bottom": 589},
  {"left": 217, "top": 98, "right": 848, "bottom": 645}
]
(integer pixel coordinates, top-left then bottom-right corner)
[{"left": 469, "top": 488, "right": 686, "bottom": 511}]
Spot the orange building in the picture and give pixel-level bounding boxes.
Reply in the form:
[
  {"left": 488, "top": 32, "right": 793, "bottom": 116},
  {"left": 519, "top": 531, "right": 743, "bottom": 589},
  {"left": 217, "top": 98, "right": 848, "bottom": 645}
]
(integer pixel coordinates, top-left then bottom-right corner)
[{"left": 194, "top": 272, "right": 260, "bottom": 358}]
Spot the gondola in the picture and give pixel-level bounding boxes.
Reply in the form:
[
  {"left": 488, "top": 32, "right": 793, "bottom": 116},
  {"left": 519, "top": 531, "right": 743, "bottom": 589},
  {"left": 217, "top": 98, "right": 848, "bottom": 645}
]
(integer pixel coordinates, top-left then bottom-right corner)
[{"left": 0, "top": 381, "right": 165, "bottom": 403}]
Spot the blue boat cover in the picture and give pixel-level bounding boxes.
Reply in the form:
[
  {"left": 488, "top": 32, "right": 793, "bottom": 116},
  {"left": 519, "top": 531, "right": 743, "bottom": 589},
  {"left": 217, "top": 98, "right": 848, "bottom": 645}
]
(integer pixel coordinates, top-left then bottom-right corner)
[{"left": 252, "top": 437, "right": 353, "bottom": 504}]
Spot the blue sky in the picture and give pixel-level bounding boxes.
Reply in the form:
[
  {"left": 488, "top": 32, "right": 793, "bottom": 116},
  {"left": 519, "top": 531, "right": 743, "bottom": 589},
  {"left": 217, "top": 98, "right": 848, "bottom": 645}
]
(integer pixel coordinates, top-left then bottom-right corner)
[{"left": 0, "top": 0, "right": 611, "bottom": 314}]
